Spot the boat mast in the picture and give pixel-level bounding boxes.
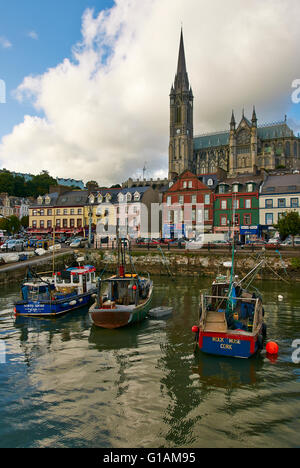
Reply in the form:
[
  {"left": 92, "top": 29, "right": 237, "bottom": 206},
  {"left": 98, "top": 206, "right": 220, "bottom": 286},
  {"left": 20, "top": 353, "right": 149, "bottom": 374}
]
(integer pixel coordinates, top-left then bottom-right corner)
[{"left": 227, "top": 192, "right": 237, "bottom": 312}]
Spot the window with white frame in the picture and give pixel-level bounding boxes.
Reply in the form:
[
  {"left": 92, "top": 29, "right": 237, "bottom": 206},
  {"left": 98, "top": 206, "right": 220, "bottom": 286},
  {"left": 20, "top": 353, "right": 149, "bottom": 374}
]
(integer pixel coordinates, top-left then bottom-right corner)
[
  {"left": 204, "top": 194, "right": 210, "bottom": 205},
  {"left": 233, "top": 199, "right": 239, "bottom": 210},
  {"left": 291, "top": 198, "right": 299, "bottom": 208},
  {"left": 265, "top": 213, "right": 273, "bottom": 225},
  {"left": 221, "top": 200, "right": 227, "bottom": 210},
  {"left": 245, "top": 199, "right": 251, "bottom": 209},
  {"left": 221, "top": 215, "right": 227, "bottom": 226}
]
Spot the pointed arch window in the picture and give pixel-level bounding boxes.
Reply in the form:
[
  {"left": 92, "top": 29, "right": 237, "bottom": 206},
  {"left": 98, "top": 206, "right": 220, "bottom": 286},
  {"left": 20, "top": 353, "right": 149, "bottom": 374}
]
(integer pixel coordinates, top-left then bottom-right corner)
[{"left": 176, "top": 106, "right": 181, "bottom": 124}]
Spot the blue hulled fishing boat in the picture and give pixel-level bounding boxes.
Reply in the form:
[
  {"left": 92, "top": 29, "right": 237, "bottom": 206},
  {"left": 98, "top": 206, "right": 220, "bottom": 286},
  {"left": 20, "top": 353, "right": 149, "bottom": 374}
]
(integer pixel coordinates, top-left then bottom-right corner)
[{"left": 14, "top": 265, "right": 97, "bottom": 317}]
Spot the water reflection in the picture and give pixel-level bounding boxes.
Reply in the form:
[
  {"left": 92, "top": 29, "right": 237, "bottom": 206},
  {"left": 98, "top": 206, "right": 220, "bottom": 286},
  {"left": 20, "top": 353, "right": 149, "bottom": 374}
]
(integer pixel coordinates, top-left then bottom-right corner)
[
  {"left": 0, "top": 277, "right": 299, "bottom": 448},
  {"left": 192, "top": 353, "right": 264, "bottom": 388}
]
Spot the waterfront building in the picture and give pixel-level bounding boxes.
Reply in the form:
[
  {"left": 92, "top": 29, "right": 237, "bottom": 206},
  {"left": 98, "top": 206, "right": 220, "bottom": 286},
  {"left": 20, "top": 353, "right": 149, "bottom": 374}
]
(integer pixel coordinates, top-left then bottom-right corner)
[
  {"left": 213, "top": 175, "right": 263, "bottom": 241},
  {"left": 162, "top": 170, "right": 214, "bottom": 238},
  {"left": 0, "top": 193, "right": 30, "bottom": 219},
  {"left": 89, "top": 186, "right": 160, "bottom": 240},
  {"left": 168, "top": 31, "right": 300, "bottom": 180},
  {"left": 259, "top": 172, "right": 300, "bottom": 231},
  {"left": 0, "top": 193, "right": 15, "bottom": 218},
  {"left": 29, "top": 190, "right": 88, "bottom": 237}
]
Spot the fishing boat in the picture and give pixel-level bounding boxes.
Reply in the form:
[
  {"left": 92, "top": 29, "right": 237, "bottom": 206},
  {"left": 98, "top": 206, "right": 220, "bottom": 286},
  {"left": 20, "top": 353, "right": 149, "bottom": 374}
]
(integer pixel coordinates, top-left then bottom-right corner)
[
  {"left": 89, "top": 239, "right": 153, "bottom": 329},
  {"left": 192, "top": 265, "right": 266, "bottom": 358},
  {"left": 192, "top": 198, "right": 267, "bottom": 358},
  {"left": 14, "top": 265, "right": 97, "bottom": 317}
]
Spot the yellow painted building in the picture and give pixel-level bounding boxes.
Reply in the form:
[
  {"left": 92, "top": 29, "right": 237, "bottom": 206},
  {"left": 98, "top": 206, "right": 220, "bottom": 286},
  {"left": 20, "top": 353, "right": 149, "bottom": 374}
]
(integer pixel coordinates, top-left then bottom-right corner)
[{"left": 29, "top": 191, "right": 88, "bottom": 236}]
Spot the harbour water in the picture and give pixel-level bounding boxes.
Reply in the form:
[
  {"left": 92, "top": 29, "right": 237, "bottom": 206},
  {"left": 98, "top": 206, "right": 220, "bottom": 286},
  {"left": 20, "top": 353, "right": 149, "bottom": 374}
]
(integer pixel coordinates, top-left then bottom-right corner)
[{"left": 0, "top": 277, "right": 299, "bottom": 448}]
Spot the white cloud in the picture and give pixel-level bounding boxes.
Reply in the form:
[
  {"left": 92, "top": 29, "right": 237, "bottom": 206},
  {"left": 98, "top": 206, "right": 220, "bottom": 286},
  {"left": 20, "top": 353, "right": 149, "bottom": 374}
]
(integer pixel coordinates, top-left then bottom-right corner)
[
  {"left": 1, "top": 0, "right": 300, "bottom": 186},
  {"left": 0, "top": 36, "right": 12, "bottom": 49},
  {"left": 28, "top": 31, "right": 39, "bottom": 40}
]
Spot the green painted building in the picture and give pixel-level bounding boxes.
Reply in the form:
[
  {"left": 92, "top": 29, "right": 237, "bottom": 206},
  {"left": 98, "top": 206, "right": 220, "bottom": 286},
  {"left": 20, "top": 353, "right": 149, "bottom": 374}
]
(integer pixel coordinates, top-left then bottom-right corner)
[{"left": 213, "top": 175, "right": 263, "bottom": 240}]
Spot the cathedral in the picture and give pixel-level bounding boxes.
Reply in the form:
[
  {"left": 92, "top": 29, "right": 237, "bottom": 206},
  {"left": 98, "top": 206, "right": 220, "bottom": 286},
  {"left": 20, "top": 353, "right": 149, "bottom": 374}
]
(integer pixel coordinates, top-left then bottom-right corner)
[{"left": 168, "top": 31, "right": 300, "bottom": 180}]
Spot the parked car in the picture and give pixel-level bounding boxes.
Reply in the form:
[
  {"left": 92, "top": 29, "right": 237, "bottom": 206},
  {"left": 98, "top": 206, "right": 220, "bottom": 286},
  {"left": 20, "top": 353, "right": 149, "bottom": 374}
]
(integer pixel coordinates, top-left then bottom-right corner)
[
  {"left": 136, "top": 238, "right": 160, "bottom": 247},
  {"left": 280, "top": 237, "right": 300, "bottom": 247},
  {"left": 265, "top": 238, "right": 280, "bottom": 249},
  {"left": 49, "top": 243, "right": 62, "bottom": 252},
  {"left": 0, "top": 239, "right": 24, "bottom": 251},
  {"left": 69, "top": 238, "right": 88, "bottom": 248}
]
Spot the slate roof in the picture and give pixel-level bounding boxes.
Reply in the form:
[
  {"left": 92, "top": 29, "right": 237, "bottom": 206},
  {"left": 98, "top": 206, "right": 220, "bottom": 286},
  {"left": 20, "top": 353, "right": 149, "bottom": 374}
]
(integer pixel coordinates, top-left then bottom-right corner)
[
  {"left": 193, "top": 122, "right": 297, "bottom": 150},
  {"left": 260, "top": 173, "right": 300, "bottom": 195}
]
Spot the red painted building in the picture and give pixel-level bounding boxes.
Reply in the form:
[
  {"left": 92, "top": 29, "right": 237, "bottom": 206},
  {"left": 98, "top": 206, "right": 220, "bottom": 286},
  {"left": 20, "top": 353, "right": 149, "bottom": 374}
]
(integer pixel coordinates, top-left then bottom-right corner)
[{"left": 163, "top": 170, "right": 214, "bottom": 238}]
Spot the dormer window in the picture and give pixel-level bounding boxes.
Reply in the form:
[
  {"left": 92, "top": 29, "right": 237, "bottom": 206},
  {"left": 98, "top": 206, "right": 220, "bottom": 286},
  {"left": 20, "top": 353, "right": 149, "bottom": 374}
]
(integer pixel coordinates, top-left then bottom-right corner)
[
  {"left": 89, "top": 194, "right": 95, "bottom": 204},
  {"left": 105, "top": 194, "right": 112, "bottom": 203},
  {"left": 126, "top": 193, "right": 132, "bottom": 202},
  {"left": 247, "top": 183, "right": 254, "bottom": 193},
  {"left": 37, "top": 196, "right": 43, "bottom": 205},
  {"left": 45, "top": 196, "right": 51, "bottom": 205},
  {"left": 233, "top": 184, "right": 239, "bottom": 193},
  {"left": 118, "top": 193, "right": 124, "bottom": 203},
  {"left": 97, "top": 194, "right": 103, "bottom": 204},
  {"left": 134, "top": 192, "right": 140, "bottom": 201},
  {"left": 207, "top": 179, "right": 213, "bottom": 187}
]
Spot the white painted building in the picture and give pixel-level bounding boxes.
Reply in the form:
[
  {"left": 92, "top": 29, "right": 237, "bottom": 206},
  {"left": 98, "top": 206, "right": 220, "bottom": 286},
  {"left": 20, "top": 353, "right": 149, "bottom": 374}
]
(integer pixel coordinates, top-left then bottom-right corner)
[{"left": 259, "top": 173, "right": 300, "bottom": 227}]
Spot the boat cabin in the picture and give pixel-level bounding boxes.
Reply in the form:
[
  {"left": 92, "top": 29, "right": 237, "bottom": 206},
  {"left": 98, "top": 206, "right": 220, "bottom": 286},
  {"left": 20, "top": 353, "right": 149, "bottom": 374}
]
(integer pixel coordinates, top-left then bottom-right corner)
[
  {"left": 98, "top": 274, "right": 151, "bottom": 308},
  {"left": 54, "top": 266, "right": 96, "bottom": 295},
  {"left": 21, "top": 281, "right": 55, "bottom": 302}
]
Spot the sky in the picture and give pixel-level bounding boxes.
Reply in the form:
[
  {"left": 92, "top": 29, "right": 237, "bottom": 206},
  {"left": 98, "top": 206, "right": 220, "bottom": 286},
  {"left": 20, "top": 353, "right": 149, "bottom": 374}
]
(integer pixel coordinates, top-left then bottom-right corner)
[{"left": 1, "top": 0, "right": 300, "bottom": 186}]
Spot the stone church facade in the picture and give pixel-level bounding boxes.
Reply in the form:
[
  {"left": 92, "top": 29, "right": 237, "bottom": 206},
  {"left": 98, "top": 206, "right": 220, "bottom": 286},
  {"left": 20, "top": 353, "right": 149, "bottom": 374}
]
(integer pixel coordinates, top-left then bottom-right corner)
[{"left": 168, "top": 31, "right": 300, "bottom": 180}]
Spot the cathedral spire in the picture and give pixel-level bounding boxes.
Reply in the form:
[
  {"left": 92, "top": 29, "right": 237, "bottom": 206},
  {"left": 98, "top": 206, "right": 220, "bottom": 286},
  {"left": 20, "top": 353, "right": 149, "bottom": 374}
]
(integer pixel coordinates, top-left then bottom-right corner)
[
  {"left": 230, "top": 110, "right": 236, "bottom": 129},
  {"left": 252, "top": 106, "right": 257, "bottom": 126},
  {"left": 174, "top": 29, "right": 189, "bottom": 91}
]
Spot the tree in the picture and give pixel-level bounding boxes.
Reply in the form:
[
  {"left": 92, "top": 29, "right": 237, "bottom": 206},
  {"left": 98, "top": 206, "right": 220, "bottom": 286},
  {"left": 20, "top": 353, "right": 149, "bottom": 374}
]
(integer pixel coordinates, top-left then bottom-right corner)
[
  {"left": 20, "top": 215, "right": 29, "bottom": 228},
  {"left": 86, "top": 181, "right": 99, "bottom": 191},
  {"left": 0, "top": 217, "right": 9, "bottom": 232},
  {"left": 6, "top": 216, "right": 21, "bottom": 235},
  {"left": 275, "top": 211, "right": 300, "bottom": 246}
]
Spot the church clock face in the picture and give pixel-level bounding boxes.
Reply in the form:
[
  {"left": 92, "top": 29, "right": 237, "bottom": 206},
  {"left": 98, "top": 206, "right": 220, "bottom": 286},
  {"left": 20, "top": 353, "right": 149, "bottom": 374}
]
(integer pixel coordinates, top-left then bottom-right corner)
[{"left": 237, "top": 129, "right": 250, "bottom": 145}]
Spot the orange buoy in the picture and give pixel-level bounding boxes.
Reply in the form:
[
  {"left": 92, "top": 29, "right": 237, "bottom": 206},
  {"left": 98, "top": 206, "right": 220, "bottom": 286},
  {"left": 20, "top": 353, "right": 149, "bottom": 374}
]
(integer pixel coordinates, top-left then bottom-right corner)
[{"left": 266, "top": 341, "right": 279, "bottom": 355}]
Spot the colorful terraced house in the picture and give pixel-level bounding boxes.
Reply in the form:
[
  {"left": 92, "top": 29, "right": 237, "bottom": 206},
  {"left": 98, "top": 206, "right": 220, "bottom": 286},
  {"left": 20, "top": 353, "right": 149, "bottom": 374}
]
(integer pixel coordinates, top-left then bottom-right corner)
[{"left": 213, "top": 175, "right": 263, "bottom": 242}]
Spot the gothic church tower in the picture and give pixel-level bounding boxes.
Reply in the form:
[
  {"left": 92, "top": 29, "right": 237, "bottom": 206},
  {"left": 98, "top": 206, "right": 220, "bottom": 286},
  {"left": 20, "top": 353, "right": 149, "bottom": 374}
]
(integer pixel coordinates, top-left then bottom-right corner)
[{"left": 168, "top": 30, "right": 194, "bottom": 180}]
